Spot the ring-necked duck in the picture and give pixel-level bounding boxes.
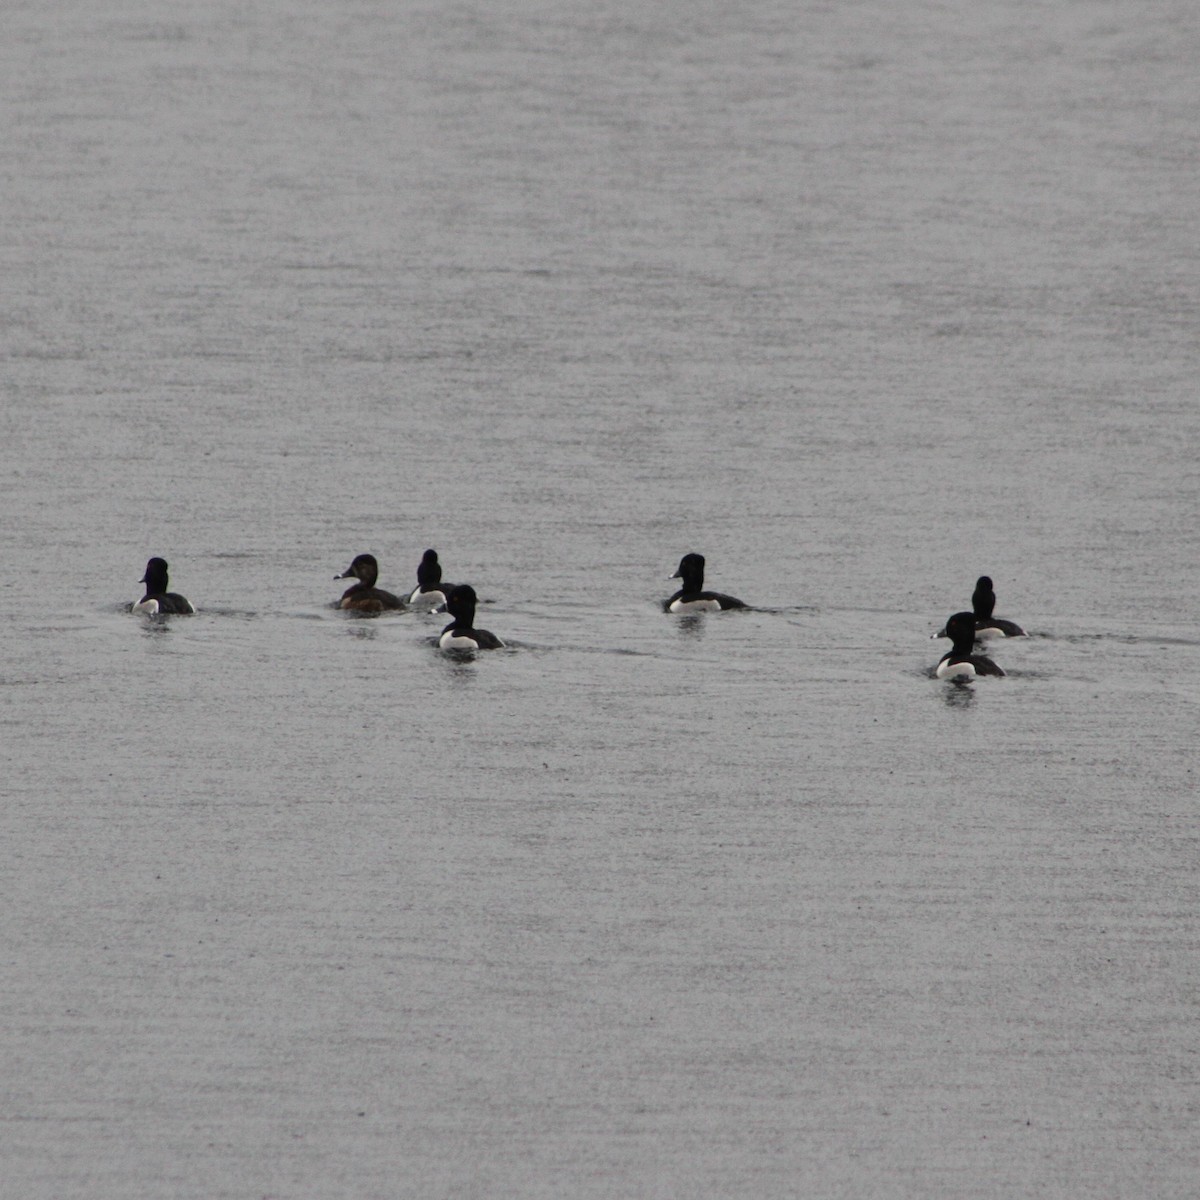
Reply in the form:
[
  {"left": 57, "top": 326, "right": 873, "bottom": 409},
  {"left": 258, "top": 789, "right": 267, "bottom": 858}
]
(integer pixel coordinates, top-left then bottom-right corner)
[
  {"left": 935, "top": 576, "right": 1026, "bottom": 639},
  {"left": 664, "top": 553, "right": 747, "bottom": 613},
  {"left": 970, "top": 575, "right": 1027, "bottom": 638},
  {"left": 438, "top": 585, "right": 503, "bottom": 651},
  {"left": 408, "top": 548, "right": 455, "bottom": 610},
  {"left": 133, "top": 557, "right": 194, "bottom": 614},
  {"left": 936, "top": 611, "right": 1005, "bottom": 679},
  {"left": 335, "top": 554, "right": 404, "bottom": 612}
]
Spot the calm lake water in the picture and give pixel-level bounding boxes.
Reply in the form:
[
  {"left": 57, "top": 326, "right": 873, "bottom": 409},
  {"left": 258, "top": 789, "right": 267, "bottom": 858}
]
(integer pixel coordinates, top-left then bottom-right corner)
[{"left": 3, "top": 0, "right": 1198, "bottom": 1196}]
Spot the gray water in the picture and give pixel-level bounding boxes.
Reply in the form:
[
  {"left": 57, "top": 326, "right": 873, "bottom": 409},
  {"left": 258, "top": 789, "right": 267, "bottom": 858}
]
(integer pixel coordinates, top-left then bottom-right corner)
[{"left": 3, "top": 0, "right": 1198, "bottom": 1196}]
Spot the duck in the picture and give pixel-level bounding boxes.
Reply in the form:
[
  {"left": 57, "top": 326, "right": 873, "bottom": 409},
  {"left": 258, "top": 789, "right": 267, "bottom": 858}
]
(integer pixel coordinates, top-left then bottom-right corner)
[
  {"left": 408, "top": 548, "right": 455, "bottom": 610},
  {"left": 438, "top": 585, "right": 503, "bottom": 651},
  {"left": 335, "top": 554, "right": 404, "bottom": 612},
  {"left": 934, "top": 576, "right": 1027, "bottom": 640},
  {"left": 969, "top": 575, "right": 1027, "bottom": 638},
  {"left": 133, "top": 557, "right": 194, "bottom": 615},
  {"left": 664, "top": 553, "right": 747, "bottom": 613},
  {"left": 936, "top": 611, "right": 1005, "bottom": 679}
]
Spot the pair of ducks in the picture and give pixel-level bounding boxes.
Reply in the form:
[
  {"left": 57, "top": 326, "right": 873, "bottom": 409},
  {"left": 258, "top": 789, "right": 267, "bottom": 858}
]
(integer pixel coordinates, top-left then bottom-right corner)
[
  {"left": 935, "top": 576, "right": 1027, "bottom": 680},
  {"left": 336, "top": 550, "right": 502, "bottom": 651}
]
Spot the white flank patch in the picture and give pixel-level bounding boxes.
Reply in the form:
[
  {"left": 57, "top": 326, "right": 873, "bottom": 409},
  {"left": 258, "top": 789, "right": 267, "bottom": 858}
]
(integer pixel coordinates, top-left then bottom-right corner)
[
  {"left": 670, "top": 597, "right": 722, "bottom": 613},
  {"left": 937, "top": 658, "right": 976, "bottom": 680},
  {"left": 409, "top": 588, "right": 447, "bottom": 609},
  {"left": 977, "top": 622, "right": 1024, "bottom": 639}
]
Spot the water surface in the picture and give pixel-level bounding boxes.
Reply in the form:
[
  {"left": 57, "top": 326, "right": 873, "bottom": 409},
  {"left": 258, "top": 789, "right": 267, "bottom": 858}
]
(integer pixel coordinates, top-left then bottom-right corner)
[{"left": 3, "top": 1, "right": 1198, "bottom": 1196}]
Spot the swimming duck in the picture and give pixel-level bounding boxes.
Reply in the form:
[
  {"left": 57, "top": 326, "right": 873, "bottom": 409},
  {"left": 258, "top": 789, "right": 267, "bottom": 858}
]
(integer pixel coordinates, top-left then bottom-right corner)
[
  {"left": 438, "top": 585, "right": 503, "bottom": 651},
  {"left": 936, "top": 611, "right": 1005, "bottom": 679},
  {"left": 335, "top": 554, "right": 404, "bottom": 612},
  {"left": 664, "top": 553, "right": 747, "bottom": 613},
  {"left": 935, "top": 576, "right": 1026, "bottom": 639},
  {"left": 969, "top": 575, "right": 1027, "bottom": 638},
  {"left": 133, "top": 557, "right": 194, "bottom": 615},
  {"left": 408, "top": 548, "right": 455, "bottom": 610}
]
